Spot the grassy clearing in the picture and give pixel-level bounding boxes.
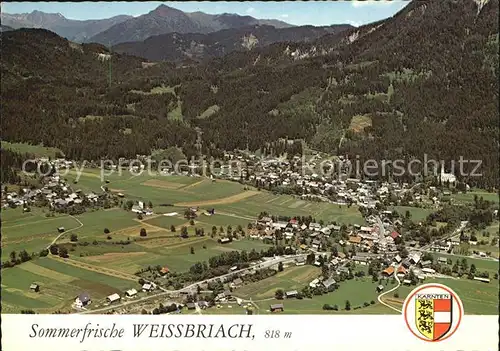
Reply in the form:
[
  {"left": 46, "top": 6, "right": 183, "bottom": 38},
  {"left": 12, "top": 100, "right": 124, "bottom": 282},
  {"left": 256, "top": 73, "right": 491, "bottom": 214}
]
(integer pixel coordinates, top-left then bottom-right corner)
[
  {"left": 1, "top": 141, "right": 63, "bottom": 158},
  {"left": 130, "top": 85, "right": 177, "bottom": 95},
  {"left": 390, "top": 206, "right": 433, "bottom": 222},
  {"left": 236, "top": 266, "right": 321, "bottom": 299},
  {"left": 254, "top": 277, "right": 387, "bottom": 314},
  {"left": 349, "top": 114, "right": 372, "bottom": 133},
  {"left": 451, "top": 190, "right": 499, "bottom": 204},
  {"left": 216, "top": 193, "right": 365, "bottom": 225},
  {"left": 197, "top": 105, "right": 220, "bottom": 119},
  {"left": 383, "top": 69, "right": 432, "bottom": 83},
  {"left": 431, "top": 252, "right": 498, "bottom": 276},
  {"left": 152, "top": 238, "right": 271, "bottom": 273}
]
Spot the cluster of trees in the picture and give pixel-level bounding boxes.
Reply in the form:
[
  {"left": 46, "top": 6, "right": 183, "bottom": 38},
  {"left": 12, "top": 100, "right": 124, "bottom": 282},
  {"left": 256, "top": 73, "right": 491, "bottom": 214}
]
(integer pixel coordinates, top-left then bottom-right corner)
[
  {"left": 2, "top": 249, "right": 36, "bottom": 269},
  {"left": 152, "top": 303, "right": 179, "bottom": 315},
  {"left": 322, "top": 300, "right": 375, "bottom": 311}
]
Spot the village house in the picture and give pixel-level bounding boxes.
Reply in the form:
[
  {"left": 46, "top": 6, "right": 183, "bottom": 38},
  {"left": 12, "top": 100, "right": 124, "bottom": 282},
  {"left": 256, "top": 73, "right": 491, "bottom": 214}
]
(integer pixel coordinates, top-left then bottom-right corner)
[
  {"left": 352, "top": 255, "right": 369, "bottom": 265},
  {"left": 422, "top": 267, "right": 436, "bottom": 275},
  {"left": 295, "top": 257, "right": 306, "bottom": 266},
  {"left": 270, "top": 303, "right": 284, "bottom": 312},
  {"left": 348, "top": 235, "right": 362, "bottom": 245},
  {"left": 420, "top": 260, "right": 432, "bottom": 268},
  {"left": 409, "top": 253, "right": 421, "bottom": 265},
  {"left": 382, "top": 266, "right": 395, "bottom": 277},
  {"left": 198, "top": 301, "right": 210, "bottom": 309},
  {"left": 322, "top": 277, "right": 336, "bottom": 290},
  {"left": 397, "top": 266, "right": 407, "bottom": 277},
  {"left": 142, "top": 283, "right": 153, "bottom": 292},
  {"left": 75, "top": 292, "right": 91, "bottom": 308},
  {"left": 230, "top": 278, "right": 243, "bottom": 289},
  {"left": 311, "top": 239, "right": 321, "bottom": 250},
  {"left": 438, "top": 257, "right": 448, "bottom": 264}
]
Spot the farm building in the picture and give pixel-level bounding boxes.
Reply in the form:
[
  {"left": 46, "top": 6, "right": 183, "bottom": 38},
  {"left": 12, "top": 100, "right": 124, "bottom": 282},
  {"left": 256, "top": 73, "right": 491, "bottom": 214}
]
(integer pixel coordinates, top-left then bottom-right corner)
[
  {"left": 142, "top": 283, "right": 153, "bottom": 292},
  {"left": 376, "top": 285, "right": 384, "bottom": 292},
  {"left": 270, "top": 304, "right": 284, "bottom": 312},
  {"left": 285, "top": 290, "right": 298, "bottom": 298},
  {"left": 473, "top": 277, "right": 490, "bottom": 283},
  {"left": 107, "top": 293, "right": 121, "bottom": 303},
  {"left": 75, "top": 292, "right": 91, "bottom": 308},
  {"left": 186, "top": 303, "right": 196, "bottom": 310},
  {"left": 125, "top": 289, "right": 138, "bottom": 297},
  {"left": 219, "top": 238, "right": 231, "bottom": 244},
  {"left": 403, "top": 279, "right": 412, "bottom": 285},
  {"left": 57, "top": 227, "right": 65, "bottom": 233},
  {"left": 30, "top": 283, "right": 40, "bottom": 292}
]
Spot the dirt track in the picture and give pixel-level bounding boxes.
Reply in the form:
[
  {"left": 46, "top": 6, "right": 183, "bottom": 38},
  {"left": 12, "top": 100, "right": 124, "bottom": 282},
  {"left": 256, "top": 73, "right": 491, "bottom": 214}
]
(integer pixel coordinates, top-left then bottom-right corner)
[{"left": 175, "top": 191, "right": 259, "bottom": 207}]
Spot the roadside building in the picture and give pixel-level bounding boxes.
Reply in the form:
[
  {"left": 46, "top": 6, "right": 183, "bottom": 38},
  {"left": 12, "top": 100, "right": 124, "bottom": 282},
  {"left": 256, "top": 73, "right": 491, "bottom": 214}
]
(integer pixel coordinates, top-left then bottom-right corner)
[
  {"left": 270, "top": 304, "right": 284, "bottom": 312},
  {"left": 142, "top": 283, "right": 153, "bottom": 292},
  {"left": 125, "top": 289, "right": 138, "bottom": 298},
  {"left": 106, "top": 293, "right": 121, "bottom": 303},
  {"left": 295, "top": 257, "right": 306, "bottom": 266}
]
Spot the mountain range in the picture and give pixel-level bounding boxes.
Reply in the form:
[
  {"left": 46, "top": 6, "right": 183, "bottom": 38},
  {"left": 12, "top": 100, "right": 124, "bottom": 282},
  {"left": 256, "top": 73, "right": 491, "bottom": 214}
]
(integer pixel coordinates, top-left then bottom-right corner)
[
  {"left": 1, "top": 5, "right": 295, "bottom": 45},
  {"left": 1, "top": 0, "right": 498, "bottom": 188},
  {"left": 112, "top": 23, "right": 353, "bottom": 62},
  {"left": 0, "top": 10, "right": 132, "bottom": 42}
]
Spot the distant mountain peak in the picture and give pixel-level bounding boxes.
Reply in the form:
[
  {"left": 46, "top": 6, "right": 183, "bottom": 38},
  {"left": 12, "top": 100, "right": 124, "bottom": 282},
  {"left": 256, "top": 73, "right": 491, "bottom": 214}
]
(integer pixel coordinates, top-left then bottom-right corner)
[{"left": 150, "top": 4, "right": 184, "bottom": 17}]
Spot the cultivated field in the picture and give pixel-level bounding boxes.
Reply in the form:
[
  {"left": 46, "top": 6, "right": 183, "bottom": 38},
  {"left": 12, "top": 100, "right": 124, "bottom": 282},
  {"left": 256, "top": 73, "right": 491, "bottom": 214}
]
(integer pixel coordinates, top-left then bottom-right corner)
[
  {"left": 2, "top": 170, "right": 369, "bottom": 313},
  {"left": 1, "top": 258, "right": 138, "bottom": 313}
]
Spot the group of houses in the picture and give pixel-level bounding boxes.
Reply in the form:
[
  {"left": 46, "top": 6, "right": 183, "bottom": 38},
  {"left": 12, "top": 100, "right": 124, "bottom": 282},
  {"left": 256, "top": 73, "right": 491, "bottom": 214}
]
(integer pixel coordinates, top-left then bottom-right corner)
[{"left": 72, "top": 282, "right": 158, "bottom": 310}]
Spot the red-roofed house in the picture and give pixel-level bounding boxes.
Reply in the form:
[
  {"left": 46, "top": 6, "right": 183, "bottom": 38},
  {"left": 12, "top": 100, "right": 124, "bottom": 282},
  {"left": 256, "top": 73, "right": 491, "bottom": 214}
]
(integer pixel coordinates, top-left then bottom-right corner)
[
  {"left": 390, "top": 231, "right": 400, "bottom": 240},
  {"left": 397, "top": 266, "right": 407, "bottom": 276},
  {"left": 382, "top": 266, "right": 395, "bottom": 277},
  {"left": 160, "top": 267, "right": 170, "bottom": 275}
]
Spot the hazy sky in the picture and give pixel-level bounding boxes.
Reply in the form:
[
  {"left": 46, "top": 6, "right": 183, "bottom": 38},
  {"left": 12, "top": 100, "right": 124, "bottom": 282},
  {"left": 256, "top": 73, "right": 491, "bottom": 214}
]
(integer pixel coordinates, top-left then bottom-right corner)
[{"left": 2, "top": 1, "right": 411, "bottom": 27}]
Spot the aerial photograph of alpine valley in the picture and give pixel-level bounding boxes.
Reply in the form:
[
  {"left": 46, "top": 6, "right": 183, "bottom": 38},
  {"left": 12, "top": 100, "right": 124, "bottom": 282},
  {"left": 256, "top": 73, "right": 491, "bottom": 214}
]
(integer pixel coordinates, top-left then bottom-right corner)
[{"left": 0, "top": 0, "right": 498, "bottom": 316}]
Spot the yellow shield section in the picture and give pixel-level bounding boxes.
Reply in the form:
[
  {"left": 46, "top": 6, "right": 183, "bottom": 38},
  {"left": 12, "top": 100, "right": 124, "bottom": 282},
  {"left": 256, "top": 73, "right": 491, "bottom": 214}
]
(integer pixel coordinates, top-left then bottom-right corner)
[{"left": 415, "top": 299, "right": 434, "bottom": 340}]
